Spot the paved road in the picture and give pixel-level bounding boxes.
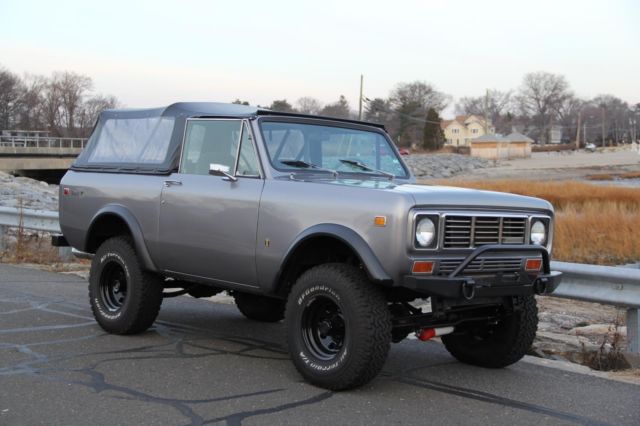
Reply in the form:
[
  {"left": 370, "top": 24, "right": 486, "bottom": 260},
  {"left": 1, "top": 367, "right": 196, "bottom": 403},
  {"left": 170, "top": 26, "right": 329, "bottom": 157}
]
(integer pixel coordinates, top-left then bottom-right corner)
[{"left": 1, "top": 264, "right": 638, "bottom": 425}]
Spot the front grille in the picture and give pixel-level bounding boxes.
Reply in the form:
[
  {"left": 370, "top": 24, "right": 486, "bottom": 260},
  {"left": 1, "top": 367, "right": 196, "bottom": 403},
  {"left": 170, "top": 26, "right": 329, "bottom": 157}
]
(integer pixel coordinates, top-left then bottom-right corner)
[
  {"left": 443, "top": 215, "right": 526, "bottom": 248},
  {"left": 437, "top": 257, "right": 524, "bottom": 276}
]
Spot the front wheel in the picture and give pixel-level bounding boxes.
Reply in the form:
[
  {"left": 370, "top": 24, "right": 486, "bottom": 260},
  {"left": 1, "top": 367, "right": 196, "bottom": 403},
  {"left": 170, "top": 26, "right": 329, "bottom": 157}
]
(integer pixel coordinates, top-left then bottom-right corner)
[
  {"left": 89, "top": 237, "right": 163, "bottom": 334},
  {"left": 441, "top": 295, "right": 538, "bottom": 368},
  {"left": 285, "top": 263, "right": 392, "bottom": 390}
]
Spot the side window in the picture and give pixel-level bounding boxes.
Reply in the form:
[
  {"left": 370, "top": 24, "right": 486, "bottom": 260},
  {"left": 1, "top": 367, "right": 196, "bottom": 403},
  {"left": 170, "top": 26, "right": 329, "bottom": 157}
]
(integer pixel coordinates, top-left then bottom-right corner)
[
  {"left": 181, "top": 120, "right": 241, "bottom": 175},
  {"left": 236, "top": 122, "right": 260, "bottom": 176}
]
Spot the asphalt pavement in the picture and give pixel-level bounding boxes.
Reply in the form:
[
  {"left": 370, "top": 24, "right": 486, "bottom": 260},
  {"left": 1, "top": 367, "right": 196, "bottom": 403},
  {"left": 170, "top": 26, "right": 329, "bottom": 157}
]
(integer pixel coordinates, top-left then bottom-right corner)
[{"left": 0, "top": 264, "right": 638, "bottom": 425}]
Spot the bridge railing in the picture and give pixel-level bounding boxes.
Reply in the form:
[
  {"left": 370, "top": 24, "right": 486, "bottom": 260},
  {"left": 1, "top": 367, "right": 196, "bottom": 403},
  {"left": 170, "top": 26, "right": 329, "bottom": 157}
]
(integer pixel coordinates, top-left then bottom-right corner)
[
  {"left": 0, "top": 206, "right": 638, "bottom": 353},
  {"left": 0, "top": 135, "right": 88, "bottom": 149}
]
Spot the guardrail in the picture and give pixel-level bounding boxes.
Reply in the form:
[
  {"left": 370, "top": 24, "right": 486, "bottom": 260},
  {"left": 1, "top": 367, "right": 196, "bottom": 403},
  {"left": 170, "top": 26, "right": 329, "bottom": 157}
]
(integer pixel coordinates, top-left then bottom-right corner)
[
  {"left": 0, "top": 136, "right": 87, "bottom": 149},
  {"left": 0, "top": 207, "right": 638, "bottom": 353}
]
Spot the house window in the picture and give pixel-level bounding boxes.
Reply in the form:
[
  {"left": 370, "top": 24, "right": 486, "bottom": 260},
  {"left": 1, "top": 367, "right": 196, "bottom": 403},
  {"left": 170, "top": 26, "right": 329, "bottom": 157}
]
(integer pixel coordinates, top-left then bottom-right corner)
[{"left": 471, "top": 128, "right": 478, "bottom": 134}]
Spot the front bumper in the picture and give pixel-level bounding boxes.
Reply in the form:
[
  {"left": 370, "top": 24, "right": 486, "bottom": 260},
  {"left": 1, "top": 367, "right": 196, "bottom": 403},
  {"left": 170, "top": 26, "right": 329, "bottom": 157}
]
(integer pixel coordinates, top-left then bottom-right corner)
[{"left": 402, "top": 244, "right": 562, "bottom": 300}]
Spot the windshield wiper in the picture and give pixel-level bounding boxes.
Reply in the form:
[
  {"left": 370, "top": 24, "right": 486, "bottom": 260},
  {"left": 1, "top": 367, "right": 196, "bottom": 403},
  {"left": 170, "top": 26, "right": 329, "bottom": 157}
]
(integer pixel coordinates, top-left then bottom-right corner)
[
  {"left": 280, "top": 159, "right": 338, "bottom": 178},
  {"left": 339, "top": 159, "right": 394, "bottom": 180}
]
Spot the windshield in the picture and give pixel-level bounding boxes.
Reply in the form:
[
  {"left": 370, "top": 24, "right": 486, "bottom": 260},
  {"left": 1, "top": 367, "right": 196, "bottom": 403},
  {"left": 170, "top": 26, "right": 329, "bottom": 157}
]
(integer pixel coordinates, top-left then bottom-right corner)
[{"left": 260, "top": 121, "right": 408, "bottom": 178}]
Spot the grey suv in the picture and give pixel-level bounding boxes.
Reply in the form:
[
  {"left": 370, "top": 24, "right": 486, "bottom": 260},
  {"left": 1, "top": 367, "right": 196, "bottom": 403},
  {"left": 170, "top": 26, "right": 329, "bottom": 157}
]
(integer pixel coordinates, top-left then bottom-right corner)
[{"left": 55, "top": 102, "right": 561, "bottom": 390}]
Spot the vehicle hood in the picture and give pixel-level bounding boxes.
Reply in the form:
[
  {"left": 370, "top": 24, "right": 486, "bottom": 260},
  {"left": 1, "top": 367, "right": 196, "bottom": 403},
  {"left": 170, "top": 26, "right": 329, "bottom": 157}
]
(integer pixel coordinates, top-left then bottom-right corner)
[
  {"left": 393, "top": 183, "right": 553, "bottom": 212},
  {"left": 313, "top": 178, "right": 553, "bottom": 212}
]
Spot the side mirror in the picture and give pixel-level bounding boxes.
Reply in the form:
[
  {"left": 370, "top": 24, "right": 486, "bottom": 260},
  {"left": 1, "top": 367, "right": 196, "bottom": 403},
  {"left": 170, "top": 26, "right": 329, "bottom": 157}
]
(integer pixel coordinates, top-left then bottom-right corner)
[{"left": 209, "top": 164, "right": 237, "bottom": 182}]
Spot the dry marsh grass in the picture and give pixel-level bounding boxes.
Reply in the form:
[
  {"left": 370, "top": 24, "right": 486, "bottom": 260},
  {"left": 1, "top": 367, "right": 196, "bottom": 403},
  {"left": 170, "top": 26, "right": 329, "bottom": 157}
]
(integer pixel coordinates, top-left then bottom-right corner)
[
  {"left": 438, "top": 180, "right": 640, "bottom": 265},
  {"left": 587, "top": 171, "right": 640, "bottom": 181}
]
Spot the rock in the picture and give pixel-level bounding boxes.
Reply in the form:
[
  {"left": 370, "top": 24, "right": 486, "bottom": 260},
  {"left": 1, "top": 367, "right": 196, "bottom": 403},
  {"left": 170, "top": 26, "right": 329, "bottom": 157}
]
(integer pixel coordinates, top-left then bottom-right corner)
[
  {"left": 570, "top": 324, "right": 627, "bottom": 338},
  {"left": 404, "top": 153, "right": 493, "bottom": 179},
  {"left": 0, "top": 173, "right": 59, "bottom": 211}
]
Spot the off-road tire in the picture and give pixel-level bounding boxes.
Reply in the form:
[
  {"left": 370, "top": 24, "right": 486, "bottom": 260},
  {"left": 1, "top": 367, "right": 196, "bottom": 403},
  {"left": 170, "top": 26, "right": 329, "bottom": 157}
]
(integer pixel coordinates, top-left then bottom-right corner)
[
  {"left": 89, "top": 237, "right": 163, "bottom": 334},
  {"left": 441, "top": 295, "right": 538, "bottom": 368},
  {"left": 234, "top": 292, "right": 285, "bottom": 322},
  {"left": 285, "top": 263, "right": 392, "bottom": 390}
]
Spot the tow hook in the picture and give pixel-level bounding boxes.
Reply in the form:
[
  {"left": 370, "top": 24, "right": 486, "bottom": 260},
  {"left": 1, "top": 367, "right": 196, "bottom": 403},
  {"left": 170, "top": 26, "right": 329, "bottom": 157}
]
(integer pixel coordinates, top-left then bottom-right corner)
[
  {"left": 462, "top": 280, "right": 476, "bottom": 300},
  {"left": 534, "top": 277, "right": 548, "bottom": 295},
  {"left": 417, "top": 326, "right": 455, "bottom": 341}
]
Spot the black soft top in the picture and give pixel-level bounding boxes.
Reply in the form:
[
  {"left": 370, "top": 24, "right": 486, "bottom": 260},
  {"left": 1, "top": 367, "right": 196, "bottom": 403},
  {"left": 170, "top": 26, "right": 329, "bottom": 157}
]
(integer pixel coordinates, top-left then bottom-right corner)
[{"left": 72, "top": 102, "right": 385, "bottom": 174}]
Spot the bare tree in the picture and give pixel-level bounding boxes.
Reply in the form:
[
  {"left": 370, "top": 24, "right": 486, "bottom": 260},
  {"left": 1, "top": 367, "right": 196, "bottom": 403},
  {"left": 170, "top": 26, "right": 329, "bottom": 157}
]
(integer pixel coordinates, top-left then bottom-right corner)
[
  {"left": 556, "top": 95, "right": 584, "bottom": 143},
  {"left": 296, "top": 97, "right": 322, "bottom": 115},
  {"left": 320, "top": 95, "right": 351, "bottom": 119},
  {"left": 516, "top": 72, "right": 571, "bottom": 143},
  {"left": 0, "top": 66, "right": 22, "bottom": 130},
  {"left": 455, "top": 89, "right": 513, "bottom": 133},
  {"left": 77, "top": 95, "right": 119, "bottom": 135},
  {"left": 592, "top": 94, "right": 630, "bottom": 145},
  {"left": 41, "top": 77, "right": 63, "bottom": 134},
  {"left": 388, "top": 81, "right": 449, "bottom": 147},
  {"left": 54, "top": 71, "right": 93, "bottom": 135},
  {"left": 15, "top": 74, "right": 46, "bottom": 130}
]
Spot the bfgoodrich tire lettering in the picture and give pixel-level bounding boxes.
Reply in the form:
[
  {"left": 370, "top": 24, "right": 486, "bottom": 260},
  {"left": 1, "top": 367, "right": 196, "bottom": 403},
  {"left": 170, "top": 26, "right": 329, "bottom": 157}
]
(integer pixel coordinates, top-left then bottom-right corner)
[
  {"left": 285, "top": 263, "right": 392, "bottom": 390},
  {"left": 89, "top": 237, "right": 163, "bottom": 334},
  {"left": 441, "top": 295, "right": 538, "bottom": 368}
]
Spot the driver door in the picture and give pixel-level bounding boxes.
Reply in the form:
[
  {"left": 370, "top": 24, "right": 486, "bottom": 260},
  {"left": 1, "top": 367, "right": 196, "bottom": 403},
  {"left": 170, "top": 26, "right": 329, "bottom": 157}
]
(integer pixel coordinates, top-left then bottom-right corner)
[{"left": 157, "top": 119, "right": 264, "bottom": 287}]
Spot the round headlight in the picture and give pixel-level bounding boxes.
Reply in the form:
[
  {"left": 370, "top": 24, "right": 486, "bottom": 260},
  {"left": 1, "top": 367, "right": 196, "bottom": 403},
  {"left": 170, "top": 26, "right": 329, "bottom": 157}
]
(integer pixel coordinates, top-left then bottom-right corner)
[
  {"left": 530, "top": 220, "right": 546, "bottom": 245},
  {"left": 416, "top": 218, "right": 436, "bottom": 247}
]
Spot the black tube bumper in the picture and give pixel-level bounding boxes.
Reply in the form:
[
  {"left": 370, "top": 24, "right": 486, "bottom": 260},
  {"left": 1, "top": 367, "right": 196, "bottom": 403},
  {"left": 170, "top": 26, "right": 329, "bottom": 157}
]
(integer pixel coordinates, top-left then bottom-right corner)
[{"left": 402, "top": 245, "right": 562, "bottom": 300}]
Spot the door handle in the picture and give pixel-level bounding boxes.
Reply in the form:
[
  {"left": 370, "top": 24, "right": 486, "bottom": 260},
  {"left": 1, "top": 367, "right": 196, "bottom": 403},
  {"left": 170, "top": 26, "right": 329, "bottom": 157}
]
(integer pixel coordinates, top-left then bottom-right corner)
[{"left": 163, "top": 180, "right": 182, "bottom": 187}]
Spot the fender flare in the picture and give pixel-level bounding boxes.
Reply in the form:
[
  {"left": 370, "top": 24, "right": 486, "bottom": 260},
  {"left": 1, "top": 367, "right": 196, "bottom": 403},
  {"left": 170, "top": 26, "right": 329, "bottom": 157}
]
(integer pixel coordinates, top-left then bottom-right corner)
[
  {"left": 86, "top": 204, "right": 158, "bottom": 272},
  {"left": 275, "top": 223, "right": 392, "bottom": 289}
]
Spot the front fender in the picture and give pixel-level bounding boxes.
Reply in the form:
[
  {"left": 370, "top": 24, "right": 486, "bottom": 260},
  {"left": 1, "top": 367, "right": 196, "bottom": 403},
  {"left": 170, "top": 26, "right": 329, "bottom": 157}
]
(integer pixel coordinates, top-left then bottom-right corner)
[
  {"left": 276, "top": 223, "right": 392, "bottom": 286},
  {"left": 86, "top": 204, "right": 158, "bottom": 272}
]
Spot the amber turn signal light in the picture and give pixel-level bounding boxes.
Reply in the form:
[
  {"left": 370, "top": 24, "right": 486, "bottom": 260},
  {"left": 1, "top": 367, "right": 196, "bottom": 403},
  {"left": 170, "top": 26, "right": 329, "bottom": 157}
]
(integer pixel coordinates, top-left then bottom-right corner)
[
  {"left": 525, "top": 258, "right": 542, "bottom": 272},
  {"left": 374, "top": 216, "right": 387, "bottom": 227},
  {"left": 412, "top": 261, "right": 434, "bottom": 274}
]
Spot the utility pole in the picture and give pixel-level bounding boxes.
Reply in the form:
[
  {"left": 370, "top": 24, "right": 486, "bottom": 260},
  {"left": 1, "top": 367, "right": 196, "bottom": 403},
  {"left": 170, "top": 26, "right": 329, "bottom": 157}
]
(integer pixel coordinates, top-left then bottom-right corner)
[
  {"left": 575, "top": 111, "right": 581, "bottom": 150},
  {"left": 601, "top": 107, "right": 606, "bottom": 147},
  {"left": 483, "top": 89, "right": 489, "bottom": 134},
  {"left": 583, "top": 121, "right": 587, "bottom": 146},
  {"left": 358, "top": 75, "right": 364, "bottom": 121}
]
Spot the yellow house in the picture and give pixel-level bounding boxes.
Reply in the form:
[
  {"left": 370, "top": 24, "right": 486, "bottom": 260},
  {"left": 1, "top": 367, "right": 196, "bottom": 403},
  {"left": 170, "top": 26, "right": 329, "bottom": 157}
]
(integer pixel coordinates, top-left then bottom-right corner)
[{"left": 441, "top": 115, "right": 495, "bottom": 147}]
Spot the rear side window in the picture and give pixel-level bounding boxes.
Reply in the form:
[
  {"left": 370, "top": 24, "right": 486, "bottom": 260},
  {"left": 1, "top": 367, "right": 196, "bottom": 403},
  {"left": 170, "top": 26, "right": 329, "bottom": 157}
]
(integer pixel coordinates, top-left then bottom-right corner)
[{"left": 86, "top": 116, "right": 174, "bottom": 164}]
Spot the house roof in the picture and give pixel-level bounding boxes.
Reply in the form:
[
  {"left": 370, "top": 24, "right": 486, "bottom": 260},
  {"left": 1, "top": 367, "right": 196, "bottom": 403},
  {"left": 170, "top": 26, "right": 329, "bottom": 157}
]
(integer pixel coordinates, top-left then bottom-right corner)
[
  {"left": 471, "top": 133, "right": 534, "bottom": 144},
  {"left": 441, "top": 114, "right": 490, "bottom": 131},
  {"left": 471, "top": 133, "right": 506, "bottom": 143},
  {"left": 506, "top": 132, "right": 534, "bottom": 143}
]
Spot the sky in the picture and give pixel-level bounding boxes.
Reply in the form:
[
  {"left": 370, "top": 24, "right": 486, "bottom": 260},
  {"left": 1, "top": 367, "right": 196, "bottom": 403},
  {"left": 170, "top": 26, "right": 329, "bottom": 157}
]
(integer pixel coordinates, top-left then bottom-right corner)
[{"left": 0, "top": 0, "right": 638, "bottom": 117}]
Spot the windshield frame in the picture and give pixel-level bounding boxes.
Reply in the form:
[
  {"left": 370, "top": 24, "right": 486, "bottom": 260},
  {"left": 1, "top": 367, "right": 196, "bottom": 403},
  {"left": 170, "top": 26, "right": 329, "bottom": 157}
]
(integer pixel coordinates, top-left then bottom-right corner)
[{"left": 257, "top": 116, "right": 411, "bottom": 179}]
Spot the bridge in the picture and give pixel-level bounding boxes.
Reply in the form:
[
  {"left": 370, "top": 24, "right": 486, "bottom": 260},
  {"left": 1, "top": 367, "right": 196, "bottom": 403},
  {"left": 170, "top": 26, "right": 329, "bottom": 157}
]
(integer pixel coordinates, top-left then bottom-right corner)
[{"left": 0, "top": 131, "right": 87, "bottom": 181}]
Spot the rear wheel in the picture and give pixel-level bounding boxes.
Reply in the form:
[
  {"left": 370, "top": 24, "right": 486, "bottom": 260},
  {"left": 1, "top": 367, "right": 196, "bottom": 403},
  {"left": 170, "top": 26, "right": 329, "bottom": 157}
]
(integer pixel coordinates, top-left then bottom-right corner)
[
  {"left": 285, "top": 263, "right": 392, "bottom": 390},
  {"left": 89, "top": 237, "right": 163, "bottom": 334},
  {"left": 234, "top": 292, "right": 285, "bottom": 322},
  {"left": 441, "top": 295, "right": 538, "bottom": 368}
]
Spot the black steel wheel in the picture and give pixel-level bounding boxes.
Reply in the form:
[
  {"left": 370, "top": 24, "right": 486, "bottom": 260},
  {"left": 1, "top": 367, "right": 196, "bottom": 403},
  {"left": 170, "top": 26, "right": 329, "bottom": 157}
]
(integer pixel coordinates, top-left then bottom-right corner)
[
  {"left": 301, "top": 296, "right": 345, "bottom": 361},
  {"left": 286, "top": 263, "right": 391, "bottom": 390},
  {"left": 89, "top": 236, "right": 163, "bottom": 335},
  {"left": 99, "top": 262, "right": 128, "bottom": 312}
]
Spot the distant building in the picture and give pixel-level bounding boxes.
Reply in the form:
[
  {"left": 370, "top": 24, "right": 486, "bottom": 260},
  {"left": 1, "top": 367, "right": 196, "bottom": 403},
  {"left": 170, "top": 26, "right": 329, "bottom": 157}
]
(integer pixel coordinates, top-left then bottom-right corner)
[
  {"left": 441, "top": 115, "right": 495, "bottom": 147},
  {"left": 470, "top": 132, "right": 533, "bottom": 160},
  {"left": 549, "top": 125, "right": 563, "bottom": 144}
]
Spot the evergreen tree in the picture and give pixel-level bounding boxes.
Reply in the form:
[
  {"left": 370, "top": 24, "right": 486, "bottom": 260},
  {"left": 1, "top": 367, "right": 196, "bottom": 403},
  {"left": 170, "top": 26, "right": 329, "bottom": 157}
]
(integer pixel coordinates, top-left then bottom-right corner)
[{"left": 422, "top": 108, "right": 445, "bottom": 151}]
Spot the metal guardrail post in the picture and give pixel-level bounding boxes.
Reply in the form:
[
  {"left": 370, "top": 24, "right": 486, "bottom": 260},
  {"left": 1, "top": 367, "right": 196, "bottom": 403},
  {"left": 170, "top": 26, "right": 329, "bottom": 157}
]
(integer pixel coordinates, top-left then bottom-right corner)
[
  {"left": 629, "top": 308, "right": 639, "bottom": 353},
  {"left": 0, "top": 224, "right": 6, "bottom": 251}
]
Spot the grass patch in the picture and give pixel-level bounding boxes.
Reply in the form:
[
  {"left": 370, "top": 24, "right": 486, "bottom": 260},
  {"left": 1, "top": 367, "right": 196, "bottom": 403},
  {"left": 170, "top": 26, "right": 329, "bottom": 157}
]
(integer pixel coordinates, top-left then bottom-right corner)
[
  {"left": 587, "top": 171, "right": 640, "bottom": 181},
  {"left": 437, "top": 179, "right": 640, "bottom": 265}
]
